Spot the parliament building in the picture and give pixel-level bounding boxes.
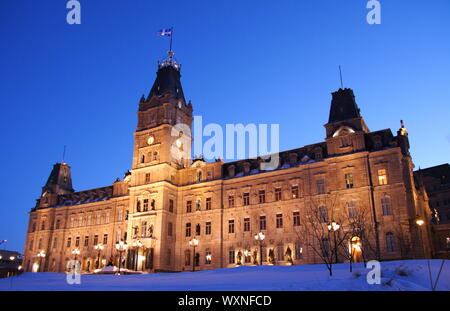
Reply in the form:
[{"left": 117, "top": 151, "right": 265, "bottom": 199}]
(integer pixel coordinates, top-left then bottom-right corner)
[{"left": 23, "top": 52, "right": 434, "bottom": 273}]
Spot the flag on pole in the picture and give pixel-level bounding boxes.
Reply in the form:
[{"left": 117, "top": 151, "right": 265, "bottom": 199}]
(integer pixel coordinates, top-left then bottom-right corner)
[{"left": 157, "top": 28, "right": 173, "bottom": 37}]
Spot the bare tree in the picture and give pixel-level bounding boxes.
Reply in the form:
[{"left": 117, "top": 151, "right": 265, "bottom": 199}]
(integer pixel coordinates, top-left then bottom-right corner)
[
  {"left": 340, "top": 206, "right": 377, "bottom": 272},
  {"left": 295, "top": 196, "right": 349, "bottom": 276},
  {"left": 394, "top": 223, "right": 413, "bottom": 259}
]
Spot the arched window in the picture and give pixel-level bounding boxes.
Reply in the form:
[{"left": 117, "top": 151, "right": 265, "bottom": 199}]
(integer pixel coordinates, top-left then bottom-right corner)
[
  {"left": 153, "top": 152, "right": 158, "bottom": 161},
  {"left": 386, "top": 232, "right": 395, "bottom": 252},
  {"left": 197, "top": 171, "right": 202, "bottom": 182},
  {"left": 141, "top": 155, "right": 145, "bottom": 164}
]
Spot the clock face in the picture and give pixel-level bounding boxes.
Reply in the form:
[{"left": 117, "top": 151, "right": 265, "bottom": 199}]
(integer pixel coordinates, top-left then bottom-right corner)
[{"left": 147, "top": 136, "right": 155, "bottom": 145}]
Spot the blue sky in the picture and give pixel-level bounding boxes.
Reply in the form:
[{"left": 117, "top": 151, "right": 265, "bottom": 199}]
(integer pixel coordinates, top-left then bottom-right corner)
[{"left": 0, "top": 0, "right": 449, "bottom": 252}]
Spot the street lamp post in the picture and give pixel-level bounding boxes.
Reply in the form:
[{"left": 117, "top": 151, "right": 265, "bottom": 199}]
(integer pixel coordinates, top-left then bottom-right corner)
[
  {"left": 327, "top": 221, "right": 340, "bottom": 264},
  {"left": 94, "top": 244, "right": 104, "bottom": 269},
  {"left": 189, "top": 237, "right": 199, "bottom": 272},
  {"left": 115, "top": 240, "right": 128, "bottom": 275},
  {"left": 254, "top": 232, "right": 265, "bottom": 265},
  {"left": 36, "top": 250, "right": 46, "bottom": 272},
  {"left": 132, "top": 240, "right": 143, "bottom": 271},
  {"left": 416, "top": 216, "right": 426, "bottom": 258}
]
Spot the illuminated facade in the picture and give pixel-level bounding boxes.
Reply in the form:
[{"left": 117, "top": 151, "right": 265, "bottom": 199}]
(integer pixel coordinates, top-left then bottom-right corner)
[{"left": 23, "top": 52, "right": 433, "bottom": 273}]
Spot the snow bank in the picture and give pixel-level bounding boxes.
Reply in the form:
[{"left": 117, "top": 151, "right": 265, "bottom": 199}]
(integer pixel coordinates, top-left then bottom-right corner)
[{"left": 0, "top": 260, "right": 448, "bottom": 291}]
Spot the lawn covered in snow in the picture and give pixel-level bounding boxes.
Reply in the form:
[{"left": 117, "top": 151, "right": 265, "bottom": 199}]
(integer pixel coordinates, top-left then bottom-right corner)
[{"left": 0, "top": 260, "right": 448, "bottom": 291}]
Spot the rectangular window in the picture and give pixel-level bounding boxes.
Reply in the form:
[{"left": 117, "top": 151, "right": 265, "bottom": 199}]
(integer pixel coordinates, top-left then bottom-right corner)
[
  {"left": 67, "top": 237, "right": 71, "bottom": 248},
  {"left": 229, "top": 250, "right": 235, "bottom": 264},
  {"left": 53, "top": 238, "right": 57, "bottom": 249},
  {"left": 228, "top": 219, "right": 235, "bottom": 234},
  {"left": 55, "top": 219, "right": 60, "bottom": 229},
  {"left": 118, "top": 210, "right": 123, "bottom": 222},
  {"left": 386, "top": 232, "right": 395, "bottom": 252},
  {"left": 319, "top": 206, "right": 328, "bottom": 223},
  {"left": 143, "top": 199, "right": 149, "bottom": 212},
  {"left": 295, "top": 241, "right": 303, "bottom": 260},
  {"left": 348, "top": 202, "right": 357, "bottom": 218},
  {"left": 195, "top": 224, "right": 201, "bottom": 236},
  {"left": 105, "top": 213, "right": 110, "bottom": 224},
  {"left": 243, "top": 217, "right": 250, "bottom": 232},
  {"left": 185, "top": 250, "right": 191, "bottom": 266},
  {"left": 205, "top": 221, "right": 212, "bottom": 235},
  {"left": 206, "top": 197, "right": 212, "bottom": 210},
  {"left": 275, "top": 188, "right": 282, "bottom": 201},
  {"left": 75, "top": 236, "right": 80, "bottom": 247},
  {"left": 93, "top": 235, "right": 98, "bottom": 246},
  {"left": 186, "top": 201, "right": 192, "bottom": 213},
  {"left": 166, "top": 249, "right": 171, "bottom": 266},
  {"left": 70, "top": 217, "right": 75, "bottom": 228},
  {"left": 276, "top": 213, "right": 283, "bottom": 228},
  {"left": 345, "top": 173, "right": 354, "bottom": 188},
  {"left": 243, "top": 193, "right": 250, "bottom": 206},
  {"left": 38, "top": 238, "right": 42, "bottom": 249},
  {"left": 145, "top": 173, "right": 151, "bottom": 183},
  {"left": 378, "top": 169, "right": 388, "bottom": 185},
  {"left": 103, "top": 234, "right": 108, "bottom": 245},
  {"left": 84, "top": 236, "right": 89, "bottom": 247},
  {"left": 169, "top": 199, "right": 174, "bottom": 213},
  {"left": 78, "top": 216, "right": 82, "bottom": 227},
  {"left": 96, "top": 214, "right": 100, "bottom": 225},
  {"left": 168, "top": 222, "right": 173, "bottom": 236},
  {"left": 261, "top": 246, "right": 267, "bottom": 262},
  {"left": 381, "top": 197, "right": 392, "bottom": 216},
  {"left": 259, "top": 190, "right": 266, "bottom": 204},
  {"left": 228, "top": 195, "right": 235, "bottom": 208},
  {"left": 185, "top": 223, "right": 191, "bottom": 237},
  {"left": 291, "top": 185, "right": 299, "bottom": 199},
  {"left": 259, "top": 215, "right": 266, "bottom": 230},
  {"left": 322, "top": 238, "right": 330, "bottom": 257},
  {"left": 317, "top": 179, "right": 326, "bottom": 194},
  {"left": 29, "top": 239, "right": 34, "bottom": 251},
  {"left": 277, "top": 244, "right": 284, "bottom": 261},
  {"left": 293, "top": 211, "right": 301, "bottom": 226}
]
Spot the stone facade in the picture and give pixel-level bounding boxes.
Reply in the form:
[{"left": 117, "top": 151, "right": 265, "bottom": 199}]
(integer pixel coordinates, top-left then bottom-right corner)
[{"left": 23, "top": 53, "right": 433, "bottom": 273}]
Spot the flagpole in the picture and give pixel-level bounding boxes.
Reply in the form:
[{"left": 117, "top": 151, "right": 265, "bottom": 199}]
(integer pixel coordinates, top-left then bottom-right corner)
[{"left": 169, "top": 27, "right": 174, "bottom": 52}]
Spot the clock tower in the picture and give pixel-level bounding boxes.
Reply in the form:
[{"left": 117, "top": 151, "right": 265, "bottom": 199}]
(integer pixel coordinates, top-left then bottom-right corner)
[
  {"left": 132, "top": 51, "right": 193, "bottom": 173},
  {"left": 126, "top": 51, "right": 193, "bottom": 272}
]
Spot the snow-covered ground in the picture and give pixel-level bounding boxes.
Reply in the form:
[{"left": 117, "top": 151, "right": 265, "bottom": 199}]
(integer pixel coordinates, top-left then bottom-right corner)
[{"left": 0, "top": 260, "right": 448, "bottom": 291}]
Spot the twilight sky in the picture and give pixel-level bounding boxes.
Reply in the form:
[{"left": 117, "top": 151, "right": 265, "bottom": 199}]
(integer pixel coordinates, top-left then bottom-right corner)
[{"left": 0, "top": 0, "right": 449, "bottom": 252}]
